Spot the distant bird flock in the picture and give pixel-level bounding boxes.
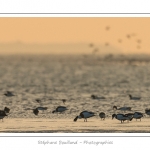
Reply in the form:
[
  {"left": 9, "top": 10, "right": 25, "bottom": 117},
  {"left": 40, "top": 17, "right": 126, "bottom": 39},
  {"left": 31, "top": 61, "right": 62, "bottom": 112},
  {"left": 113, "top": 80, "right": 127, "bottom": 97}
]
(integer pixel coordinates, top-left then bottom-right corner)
[{"left": 0, "top": 90, "right": 148, "bottom": 124}]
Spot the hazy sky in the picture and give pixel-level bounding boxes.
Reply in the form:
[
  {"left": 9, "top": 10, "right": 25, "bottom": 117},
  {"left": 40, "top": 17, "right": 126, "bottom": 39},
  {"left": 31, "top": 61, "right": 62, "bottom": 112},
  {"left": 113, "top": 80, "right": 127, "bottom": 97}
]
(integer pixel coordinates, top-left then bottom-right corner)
[{"left": 0, "top": 18, "right": 150, "bottom": 54}]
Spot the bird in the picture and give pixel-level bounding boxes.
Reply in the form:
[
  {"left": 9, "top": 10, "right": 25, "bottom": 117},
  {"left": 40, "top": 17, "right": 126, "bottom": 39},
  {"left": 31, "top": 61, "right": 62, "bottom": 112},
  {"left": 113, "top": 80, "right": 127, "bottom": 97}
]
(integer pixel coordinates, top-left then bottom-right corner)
[
  {"left": 74, "top": 111, "right": 95, "bottom": 122},
  {"left": 52, "top": 106, "right": 68, "bottom": 114},
  {"left": 99, "top": 112, "right": 106, "bottom": 120},
  {"left": 91, "top": 94, "right": 105, "bottom": 100},
  {"left": 145, "top": 108, "right": 150, "bottom": 116},
  {"left": 4, "top": 91, "right": 15, "bottom": 97},
  {"left": 133, "top": 112, "right": 143, "bottom": 121},
  {"left": 33, "top": 108, "right": 39, "bottom": 115},
  {"left": 4, "top": 107, "right": 10, "bottom": 113},
  {"left": 105, "top": 26, "right": 110, "bottom": 31},
  {"left": 62, "top": 99, "right": 66, "bottom": 104},
  {"left": 35, "top": 99, "right": 41, "bottom": 103},
  {"left": 128, "top": 94, "right": 141, "bottom": 100},
  {"left": 124, "top": 113, "right": 134, "bottom": 122},
  {"left": 32, "top": 107, "right": 47, "bottom": 115},
  {"left": 112, "top": 114, "right": 132, "bottom": 123},
  {"left": 36, "top": 107, "right": 47, "bottom": 111},
  {"left": 113, "top": 106, "right": 132, "bottom": 112},
  {"left": 0, "top": 110, "right": 7, "bottom": 122}
]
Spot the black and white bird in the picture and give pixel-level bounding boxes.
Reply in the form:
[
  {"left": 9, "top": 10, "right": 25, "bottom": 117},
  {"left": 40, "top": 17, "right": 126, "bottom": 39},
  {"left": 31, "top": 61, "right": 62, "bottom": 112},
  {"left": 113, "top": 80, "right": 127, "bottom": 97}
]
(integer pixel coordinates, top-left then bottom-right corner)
[
  {"left": 133, "top": 112, "right": 143, "bottom": 121},
  {"left": 145, "top": 109, "right": 150, "bottom": 116},
  {"left": 52, "top": 106, "right": 68, "bottom": 114},
  {"left": 112, "top": 114, "right": 132, "bottom": 123},
  {"left": 91, "top": 94, "right": 105, "bottom": 100},
  {"left": 129, "top": 94, "right": 141, "bottom": 100},
  {"left": 74, "top": 111, "right": 95, "bottom": 122},
  {"left": 113, "top": 106, "right": 132, "bottom": 112},
  {"left": 99, "top": 112, "right": 106, "bottom": 120},
  {"left": 0, "top": 111, "right": 7, "bottom": 121},
  {"left": 4, "top": 91, "right": 15, "bottom": 97}
]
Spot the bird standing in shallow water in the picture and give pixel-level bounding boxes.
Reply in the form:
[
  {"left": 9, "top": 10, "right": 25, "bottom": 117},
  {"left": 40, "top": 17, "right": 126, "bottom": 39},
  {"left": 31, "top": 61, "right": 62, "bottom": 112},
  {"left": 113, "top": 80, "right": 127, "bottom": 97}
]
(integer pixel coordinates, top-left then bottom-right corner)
[
  {"left": 74, "top": 111, "right": 95, "bottom": 122},
  {"left": 113, "top": 106, "right": 132, "bottom": 112},
  {"left": 112, "top": 114, "right": 132, "bottom": 123},
  {"left": 0, "top": 111, "right": 7, "bottom": 122},
  {"left": 4, "top": 91, "right": 15, "bottom": 97},
  {"left": 62, "top": 99, "right": 66, "bottom": 104},
  {"left": 133, "top": 112, "right": 143, "bottom": 121},
  {"left": 128, "top": 94, "right": 141, "bottom": 100},
  {"left": 145, "top": 109, "right": 150, "bottom": 116},
  {"left": 52, "top": 106, "right": 68, "bottom": 114},
  {"left": 91, "top": 94, "right": 105, "bottom": 99},
  {"left": 99, "top": 112, "right": 106, "bottom": 120}
]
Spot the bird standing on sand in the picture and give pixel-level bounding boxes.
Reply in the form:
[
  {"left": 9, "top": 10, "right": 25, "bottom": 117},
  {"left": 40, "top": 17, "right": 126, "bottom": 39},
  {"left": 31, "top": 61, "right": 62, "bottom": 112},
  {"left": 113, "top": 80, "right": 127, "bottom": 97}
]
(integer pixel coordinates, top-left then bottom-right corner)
[
  {"left": 145, "top": 109, "right": 150, "bottom": 116},
  {"left": 113, "top": 106, "right": 132, "bottom": 112},
  {"left": 33, "top": 108, "right": 39, "bottom": 115},
  {"left": 74, "top": 111, "right": 95, "bottom": 122},
  {"left": 52, "top": 106, "right": 68, "bottom": 114},
  {"left": 4, "top": 107, "right": 10, "bottom": 113},
  {"left": 91, "top": 94, "right": 105, "bottom": 100},
  {"left": 112, "top": 114, "right": 132, "bottom": 123},
  {"left": 129, "top": 94, "right": 141, "bottom": 100},
  {"left": 62, "top": 99, "right": 66, "bottom": 104},
  {"left": 35, "top": 99, "right": 41, "bottom": 103},
  {"left": 32, "top": 107, "right": 47, "bottom": 115},
  {"left": 99, "top": 112, "right": 106, "bottom": 120},
  {"left": 4, "top": 91, "right": 15, "bottom": 97},
  {"left": 133, "top": 112, "right": 143, "bottom": 121}
]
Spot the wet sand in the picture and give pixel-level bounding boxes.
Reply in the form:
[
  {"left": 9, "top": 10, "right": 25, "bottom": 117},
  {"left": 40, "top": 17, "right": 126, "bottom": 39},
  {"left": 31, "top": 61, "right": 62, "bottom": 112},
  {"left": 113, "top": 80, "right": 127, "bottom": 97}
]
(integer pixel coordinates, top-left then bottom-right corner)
[{"left": 1, "top": 117, "right": 150, "bottom": 133}]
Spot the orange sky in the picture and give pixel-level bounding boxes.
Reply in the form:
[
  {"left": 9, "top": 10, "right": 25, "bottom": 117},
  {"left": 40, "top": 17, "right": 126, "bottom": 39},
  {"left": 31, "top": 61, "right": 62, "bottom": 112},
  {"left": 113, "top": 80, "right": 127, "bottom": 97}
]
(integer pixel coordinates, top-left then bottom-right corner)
[{"left": 0, "top": 18, "right": 150, "bottom": 54}]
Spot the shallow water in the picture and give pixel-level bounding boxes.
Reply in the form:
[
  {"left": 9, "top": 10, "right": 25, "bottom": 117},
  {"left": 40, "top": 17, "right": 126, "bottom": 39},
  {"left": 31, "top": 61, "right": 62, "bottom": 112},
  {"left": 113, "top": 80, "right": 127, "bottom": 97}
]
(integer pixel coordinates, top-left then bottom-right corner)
[{"left": 0, "top": 54, "right": 150, "bottom": 119}]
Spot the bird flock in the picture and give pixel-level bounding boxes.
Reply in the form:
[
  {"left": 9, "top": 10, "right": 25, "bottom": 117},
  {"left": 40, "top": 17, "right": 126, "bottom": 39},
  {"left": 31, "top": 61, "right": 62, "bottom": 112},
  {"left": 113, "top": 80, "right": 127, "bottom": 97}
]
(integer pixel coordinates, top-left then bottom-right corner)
[{"left": 1, "top": 91, "right": 150, "bottom": 124}]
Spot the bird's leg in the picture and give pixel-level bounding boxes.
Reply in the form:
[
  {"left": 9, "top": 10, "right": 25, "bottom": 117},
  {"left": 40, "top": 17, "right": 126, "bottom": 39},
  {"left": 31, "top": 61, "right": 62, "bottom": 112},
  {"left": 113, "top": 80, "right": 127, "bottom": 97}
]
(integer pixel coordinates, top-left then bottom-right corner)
[{"left": 86, "top": 118, "right": 87, "bottom": 122}]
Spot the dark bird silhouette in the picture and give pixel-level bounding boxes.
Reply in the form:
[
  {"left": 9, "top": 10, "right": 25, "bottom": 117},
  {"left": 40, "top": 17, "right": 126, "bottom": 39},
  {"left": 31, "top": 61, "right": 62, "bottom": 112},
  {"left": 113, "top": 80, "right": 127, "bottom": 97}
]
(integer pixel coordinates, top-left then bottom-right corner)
[
  {"left": 112, "top": 114, "right": 132, "bottom": 123},
  {"left": 33, "top": 108, "right": 39, "bottom": 115},
  {"left": 128, "top": 94, "right": 141, "bottom": 100},
  {"left": 126, "top": 34, "right": 131, "bottom": 39},
  {"left": 145, "top": 109, "right": 150, "bottom": 116},
  {"left": 137, "top": 39, "right": 142, "bottom": 44},
  {"left": 35, "top": 99, "right": 41, "bottom": 103},
  {"left": 113, "top": 106, "right": 132, "bottom": 112},
  {"left": 4, "top": 107, "right": 10, "bottom": 113},
  {"left": 118, "top": 39, "right": 122, "bottom": 43},
  {"left": 52, "top": 106, "right": 68, "bottom": 114},
  {"left": 105, "top": 26, "right": 110, "bottom": 31},
  {"left": 74, "top": 111, "right": 95, "bottom": 122},
  {"left": 62, "top": 99, "right": 66, "bottom": 104},
  {"left": 99, "top": 112, "right": 106, "bottom": 120},
  {"left": 0, "top": 110, "right": 7, "bottom": 122},
  {"left": 4, "top": 91, "right": 15, "bottom": 97},
  {"left": 91, "top": 94, "right": 105, "bottom": 100},
  {"left": 133, "top": 112, "right": 143, "bottom": 121},
  {"left": 105, "top": 42, "right": 109, "bottom": 46},
  {"left": 89, "top": 43, "right": 94, "bottom": 47}
]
